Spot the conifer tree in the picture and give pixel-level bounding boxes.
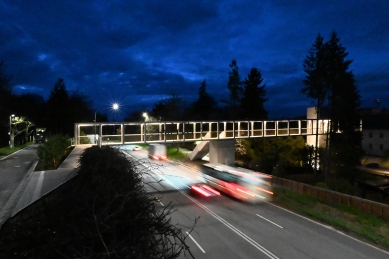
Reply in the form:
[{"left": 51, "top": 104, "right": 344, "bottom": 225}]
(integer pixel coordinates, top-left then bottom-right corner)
[
  {"left": 324, "top": 32, "right": 360, "bottom": 133},
  {"left": 240, "top": 68, "right": 268, "bottom": 120},
  {"left": 46, "top": 78, "right": 71, "bottom": 135},
  {"left": 191, "top": 79, "right": 216, "bottom": 120},
  {"left": 302, "top": 32, "right": 362, "bottom": 180},
  {"left": 227, "top": 60, "right": 242, "bottom": 119},
  {"left": 302, "top": 34, "right": 327, "bottom": 173}
]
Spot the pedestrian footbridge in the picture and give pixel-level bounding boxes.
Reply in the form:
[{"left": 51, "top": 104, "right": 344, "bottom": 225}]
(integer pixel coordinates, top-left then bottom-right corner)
[
  {"left": 74, "top": 119, "right": 329, "bottom": 146},
  {"left": 74, "top": 119, "right": 330, "bottom": 165}
]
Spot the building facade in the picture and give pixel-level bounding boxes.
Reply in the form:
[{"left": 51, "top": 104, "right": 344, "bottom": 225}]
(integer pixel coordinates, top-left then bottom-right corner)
[{"left": 361, "top": 109, "right": 389, "bottom": 157}]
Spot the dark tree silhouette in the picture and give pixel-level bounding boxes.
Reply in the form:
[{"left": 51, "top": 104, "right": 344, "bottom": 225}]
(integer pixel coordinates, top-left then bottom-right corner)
[
  {"left": 0, "top": 60, "right": 14, "bottom": 146},
  {"left": 302, "top": 34, "right": 327, "bottom": 112},
  {"left": 190, "top": 80, "right": 217, "bottom": 120},
  {"left": 302, "top": 32, "right": 362, "bottom": 181},
  {"left": 302, "top": 34, "right": 327, "bottom": 174},
  {"left": 151, "top": 94, "right": 187, "bottom": 121},
  {"left": 14, "top": 93, "right": 46, "bottom": 127},
  {"left": 240, "top": 68, "right": 268, "bottom": 120},
  {"left": 324, "top": 32, "right": 360, "bottom": 134},
  {"left": 68, "top": 92, "right": 94, "bottom": 124},
  {"left": 45, "top": 78, "right": 71, "bottom": 135},
  {"left": 226, "top": 60, "right": 242, "bottom": 119},
  {"left": 45, "top": 79, "right": 99, "bottom": 137}
]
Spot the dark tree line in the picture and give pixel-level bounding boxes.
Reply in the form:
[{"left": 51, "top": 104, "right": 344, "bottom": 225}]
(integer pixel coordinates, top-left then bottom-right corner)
[
  {"left": 302, "top": 31, "right": 363, "bottom": 185},
  {"left": 0, "top": 72, "right": 107, "bottom": 146},
  {"left": 1, "top": 56, "right": 271, "bottom": 148},
  {"left": 127, "top": 60, "right": 270, "bottom": 122}
]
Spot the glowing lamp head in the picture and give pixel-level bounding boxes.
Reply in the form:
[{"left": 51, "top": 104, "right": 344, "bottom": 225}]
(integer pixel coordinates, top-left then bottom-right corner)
[{"left": 112, "top": 103, "right": 119, "bottom": 110}]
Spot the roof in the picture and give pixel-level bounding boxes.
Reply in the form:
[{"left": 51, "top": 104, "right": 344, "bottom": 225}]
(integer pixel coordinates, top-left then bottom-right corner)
[{"left": 362, "top": 113, "right": 389, "bottom": 129}]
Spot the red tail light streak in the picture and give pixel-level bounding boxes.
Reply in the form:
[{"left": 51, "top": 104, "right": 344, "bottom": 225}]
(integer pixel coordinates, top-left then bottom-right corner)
[{"left": 191, "top": 184, "right": 221, "bottom": 197}]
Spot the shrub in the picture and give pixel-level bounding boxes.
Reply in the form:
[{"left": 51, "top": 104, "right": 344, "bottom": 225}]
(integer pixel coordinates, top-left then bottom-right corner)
[{"left": 37, "top": 134, "right": 70, "bottom": 168}]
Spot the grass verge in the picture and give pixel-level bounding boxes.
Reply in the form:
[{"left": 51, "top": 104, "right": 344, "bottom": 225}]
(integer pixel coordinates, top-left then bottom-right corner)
[
  {"left": 0, "top": 142, "right": 34, "bottom": 156},
  {"left": 167, "top": 146, "right": 188, "bottom": 160},
  {"left": 272, "top": 187, "right": 389, "bottom": 251}
]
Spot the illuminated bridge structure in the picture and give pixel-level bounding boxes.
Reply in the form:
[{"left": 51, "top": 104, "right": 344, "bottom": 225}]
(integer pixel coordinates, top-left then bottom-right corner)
[
  {"left": 74, "top": 119, "right": 330, "bottom": 145},
  {"left": 74, "top": 119, "right": 330, "bottom": 165}
]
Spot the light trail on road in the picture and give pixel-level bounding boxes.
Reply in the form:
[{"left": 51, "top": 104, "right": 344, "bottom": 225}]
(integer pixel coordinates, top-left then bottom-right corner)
[{"left": 163, "top": 177, "right": 280, "bottom": 259}]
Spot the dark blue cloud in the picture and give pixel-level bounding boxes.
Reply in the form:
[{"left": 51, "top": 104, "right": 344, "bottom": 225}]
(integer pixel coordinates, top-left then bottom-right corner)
[{"left": 1, "top": 0, "right": 388, "bottom": 121}]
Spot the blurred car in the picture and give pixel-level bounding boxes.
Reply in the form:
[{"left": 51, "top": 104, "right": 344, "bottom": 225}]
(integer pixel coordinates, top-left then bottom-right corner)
[
  {"left": 133, "top": 146, "right": 141, "bottom": 151},
  {"left": 190, "top": 184, "right": 221, "bottom": 197},
  {"left": 148, "top": 144, "right": 167, "bottom": 160}
]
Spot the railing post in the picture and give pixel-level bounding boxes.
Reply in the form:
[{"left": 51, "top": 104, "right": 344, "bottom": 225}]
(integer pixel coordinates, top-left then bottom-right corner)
[
  {"left": 163, "top": 123, "right": 166, "bottom": 142},
  {"left": 233, "top": 121, "right": 235, "bottom": 139},
  {"left": 298, "top": 120, "right": 301, "bottom": 135},
  {"left": 201, "top": 122, "right": 203, "bottom": 140},
  {"left": 276, "top": 121, "right": 278, "bottom": 136}
]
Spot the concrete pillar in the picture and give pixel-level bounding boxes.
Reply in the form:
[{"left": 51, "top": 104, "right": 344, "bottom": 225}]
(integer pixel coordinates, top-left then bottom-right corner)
[
  {"left": 209, "top": 139, "right": 235, "bottom": 166},
  {"left": 306, "top": 107, "right": 327, "bottom": 149},
  {"left": 306, "top": 107, "right": 317, "bottom": 148}
]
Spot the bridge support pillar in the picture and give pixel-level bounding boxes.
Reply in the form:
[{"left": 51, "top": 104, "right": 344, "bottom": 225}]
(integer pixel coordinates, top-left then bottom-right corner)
[{"left": 209, "top": 139, "right": 235, "bottom": 166}]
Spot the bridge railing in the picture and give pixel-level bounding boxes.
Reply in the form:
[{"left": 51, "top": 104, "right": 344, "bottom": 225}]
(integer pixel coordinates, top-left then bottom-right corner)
[{"left": 74, "top": 119, "right": 330, "bottom": 146}]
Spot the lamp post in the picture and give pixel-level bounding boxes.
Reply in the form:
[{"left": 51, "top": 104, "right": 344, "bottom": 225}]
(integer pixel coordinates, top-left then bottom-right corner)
[
  {"left": 9, "top": 114, "right": 15, "bottom": 148},
  {"left": 94, "top": 112, "right": 97, "bottom": 144},
  {"left": 111, "top": 103, "right": 120, "bottom": 136}
]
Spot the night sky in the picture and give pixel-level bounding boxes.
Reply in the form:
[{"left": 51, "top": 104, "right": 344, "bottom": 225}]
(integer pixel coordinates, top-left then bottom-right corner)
[{"left": 1, "top": 0, "right": 388, "bottom": 121}]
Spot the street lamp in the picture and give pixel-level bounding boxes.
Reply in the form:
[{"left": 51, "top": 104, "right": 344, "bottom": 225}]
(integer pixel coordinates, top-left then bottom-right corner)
[
  {"left": 9, "top": 114, "right": 15, "bottom": 148},
  {"left": 142, "top": 112, "right": 148, "bottom": 121}
]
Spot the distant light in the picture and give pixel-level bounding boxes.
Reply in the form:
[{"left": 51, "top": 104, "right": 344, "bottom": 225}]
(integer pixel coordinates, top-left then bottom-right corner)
[
  {"left": 112, "top": 103, "right": 119, "bottom": 110},
  {"left": 142, "top": 112, "right": 148, "bottom": 118}
]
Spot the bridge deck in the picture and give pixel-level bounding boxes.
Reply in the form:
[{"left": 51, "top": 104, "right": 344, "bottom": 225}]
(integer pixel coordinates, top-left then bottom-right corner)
[{"left": 74, "top": 119, "right": 330, "bottom": 146}]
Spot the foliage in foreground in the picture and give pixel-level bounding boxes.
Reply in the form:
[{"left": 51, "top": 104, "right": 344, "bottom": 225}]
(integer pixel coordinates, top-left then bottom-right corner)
[{"left": 0, "top": 146, "right": 191, "bottom": 258}]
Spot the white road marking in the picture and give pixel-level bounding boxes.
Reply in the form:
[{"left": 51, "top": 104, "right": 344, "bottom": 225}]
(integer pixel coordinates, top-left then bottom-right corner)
[
  {"left": 164, "top": 178, "right": 279, "bottom": 259},
  {"left": 186, "top": 231, "right": 206, "bottom": 253},
  {"left": 256, "top": 214, "right": 283, "bottom": 228},
  {"left": 14, "top": 165, "right": 20, "bottom": 167},
  {"left": 269, "top": 203, "right": 389, "bottom": 255}
]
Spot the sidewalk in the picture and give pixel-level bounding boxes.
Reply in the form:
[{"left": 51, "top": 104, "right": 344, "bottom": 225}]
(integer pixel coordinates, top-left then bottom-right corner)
[{"left": 10, "top": 145, "right": 90, "bottom": 217}]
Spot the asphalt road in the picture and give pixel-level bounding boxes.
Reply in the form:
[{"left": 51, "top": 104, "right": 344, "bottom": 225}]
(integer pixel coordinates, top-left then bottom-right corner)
[
  {"left": 0, "top": 144, "right": 39, "bottom": 226},
  {"left": 123, "top": 146, "right": 389, "bottom": 259}
]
